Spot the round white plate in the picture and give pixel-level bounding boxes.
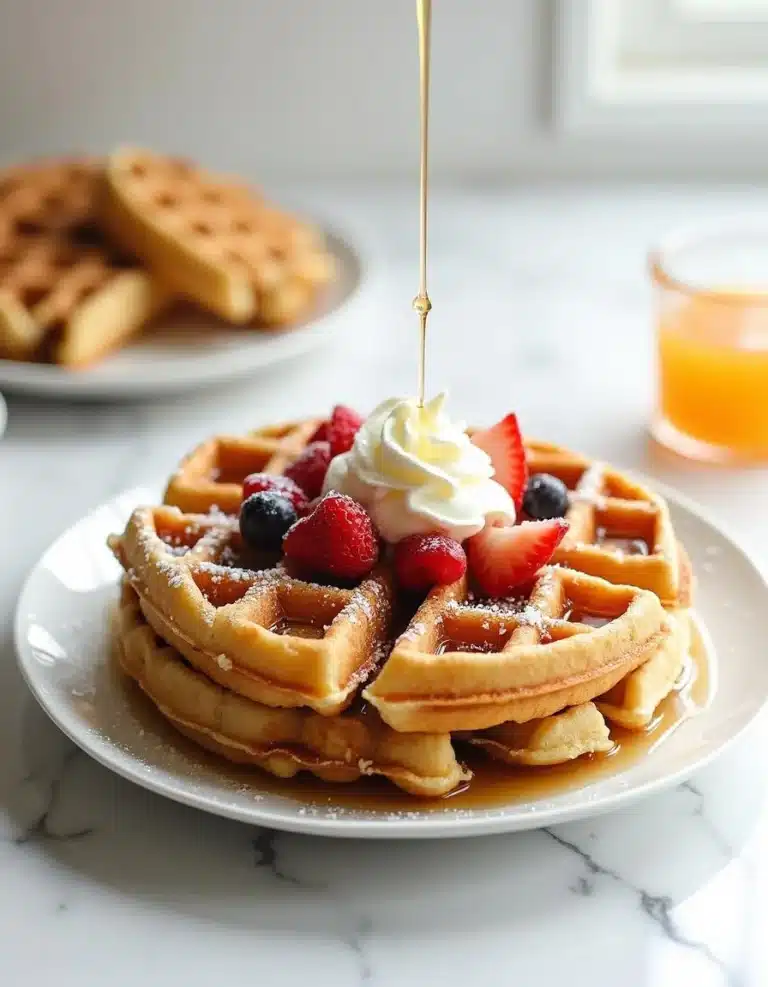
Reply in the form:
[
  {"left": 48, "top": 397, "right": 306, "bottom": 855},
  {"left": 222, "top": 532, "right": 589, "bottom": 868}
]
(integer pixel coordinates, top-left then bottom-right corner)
[
  {"left": 15, "top": 482, "right": 768, "bottom": 838},
  {"left": 0, "top": 226, "right": 369, "bottom": 399}
]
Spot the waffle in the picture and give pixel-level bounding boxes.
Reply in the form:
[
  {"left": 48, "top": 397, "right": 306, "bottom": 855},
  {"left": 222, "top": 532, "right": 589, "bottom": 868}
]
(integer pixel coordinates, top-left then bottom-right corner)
[
  {"left": 101, "top": 147, "right": 335, "bottom": 325},
  {"left": 111, "top": 499, "right": 680, "bottom": 737},
  {"left": 164, "top": 423, "right": 692, "bottom": 604},
  {"left": 108, "top": 418, "right": 696, "bottom": 794},
  {"left": 117, "top": 584, "right": 692, "bottom": 790},
  {"left": 524, "top": 440, "right": 689, "bottom": 608},
  {"left": 363, "top": 566, "right": 676, "bottom": 733},
  {"left": 116, "top": 584, "right": 469, "bottom": 797},
  {"left": 110, "top": 505, "right": 395, "bottom": 716},
  {"left": 466, "top": 702, "right": 614, "bottom": 766},
  {"left": 467, "top": 607, "right": 689, "bottom": 766},
  {"left": 0, "top": 157, "right": 100, "bottom": 239},
  {"left": 165, "top": 420, "right": 322, "bottom": 515},
  {"left": 0, "top": 158, "right": 168, "bottom": 365}
]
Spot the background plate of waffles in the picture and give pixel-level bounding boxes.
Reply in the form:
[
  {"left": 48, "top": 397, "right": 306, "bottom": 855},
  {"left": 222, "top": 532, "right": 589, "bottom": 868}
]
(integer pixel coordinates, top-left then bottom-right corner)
[
  {"left": 14, "top": 427, "right": 768, "bottom": 838},
  {"left": 0, "top": 152, "right": 371, "bottom": 399}
]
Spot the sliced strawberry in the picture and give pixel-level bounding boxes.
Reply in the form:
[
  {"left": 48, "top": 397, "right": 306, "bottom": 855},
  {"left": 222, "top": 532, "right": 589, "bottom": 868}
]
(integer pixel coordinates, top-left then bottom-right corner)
[
  {"left": 308, "top": 421, "right": 329, "bottom": 444},
  {"left": 472, "top": 414, "right": 528, "bottom": 513},
  {"left": 466, "top": 518, "right": 568, "bottom": 598},
  {"left": 327, "top": 404, "right": 364, "bottom": 457}
]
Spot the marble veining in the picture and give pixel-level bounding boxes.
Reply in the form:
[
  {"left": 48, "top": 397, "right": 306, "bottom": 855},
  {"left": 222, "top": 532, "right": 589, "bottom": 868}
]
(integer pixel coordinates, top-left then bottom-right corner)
[{"left": 2, "top": 186, "right": 768, "bottom": 986}]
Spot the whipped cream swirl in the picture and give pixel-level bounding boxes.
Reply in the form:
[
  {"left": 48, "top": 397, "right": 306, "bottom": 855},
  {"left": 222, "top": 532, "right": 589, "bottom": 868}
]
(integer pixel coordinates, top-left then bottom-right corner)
[{"left": 323, "top": 394, "right": 515, "bottom": 543}]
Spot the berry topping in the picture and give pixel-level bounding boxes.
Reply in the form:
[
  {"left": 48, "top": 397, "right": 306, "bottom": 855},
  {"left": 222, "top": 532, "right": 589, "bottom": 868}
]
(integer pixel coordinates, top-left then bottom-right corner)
[
  {"left": 308, "top": 421, "right": 328, "bottom": 443},
  {"left": 327, "top": 404, "right": 364, "bottom": 457},
  {"left": 283, "top": 491, "right": 379, "bottom": 580},
  {"left": 522, "top": 473, "right": 570, "bottom": 521},
  {"left": 466, "top": 518, "right": 568, "bottom": 598},
  {"left": 239, "top": 492, "right": 298, "bottom": 552},
  {"left": 242, "top": 472, "right": 310, "bottom": 515},
  {"left": 394, "top": 533, "right": 467, "bottom": 592},
  {"left": 471, "top": 413, "right": 528, "bottom": 513},
  {"left": 284, "top": 441, "right": 332, "bottom": 499}
]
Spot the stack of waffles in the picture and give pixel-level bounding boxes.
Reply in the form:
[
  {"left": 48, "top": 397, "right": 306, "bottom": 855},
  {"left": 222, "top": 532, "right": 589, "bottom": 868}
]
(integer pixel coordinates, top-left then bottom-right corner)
[
  {"left": 109, "top": 419, "right": 694, "bottom": 798},
  {"left": 0, "top": 150, "right": 335, "bottom": 368}
]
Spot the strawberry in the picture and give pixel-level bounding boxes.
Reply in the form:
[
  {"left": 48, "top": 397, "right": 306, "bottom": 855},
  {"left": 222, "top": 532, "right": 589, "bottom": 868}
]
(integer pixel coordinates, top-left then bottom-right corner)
[
  {"left": 466, "top": 518, "right": 568, "bottom": 598},
  {"left": 394, "top": 533, "right": 467, "bottom": 592},
  {"left": 327, "top": 404, "right": 363, "bottom": 457},
  {"left": 283, "top": 491, "right": 379, "bottom": 580},
  {"left": 308, "top": 421, "right": 329, "bottom": 443},
  {"left": 242, "top": 473, "right": 310, "bottom": 515},
  {"left": 284, "top": 441, "right": 332, "bottom": 499},
  {"left": 472, "top": 413, "right": 528, "bottom": 513}
]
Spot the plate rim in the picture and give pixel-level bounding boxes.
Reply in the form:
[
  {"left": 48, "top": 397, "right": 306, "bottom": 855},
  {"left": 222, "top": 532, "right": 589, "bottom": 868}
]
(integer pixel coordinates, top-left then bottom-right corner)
[
  {"left": 14, "top": 478, "right": 768, "bottom": 838},
  {"left": 0, "top": 216, "right": 377, "bottom": 400}
]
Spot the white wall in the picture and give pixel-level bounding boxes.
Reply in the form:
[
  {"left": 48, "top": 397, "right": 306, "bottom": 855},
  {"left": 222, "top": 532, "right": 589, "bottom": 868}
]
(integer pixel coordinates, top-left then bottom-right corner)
[{"left": 0, "top": 0, "right": 763, "bottom": 181}]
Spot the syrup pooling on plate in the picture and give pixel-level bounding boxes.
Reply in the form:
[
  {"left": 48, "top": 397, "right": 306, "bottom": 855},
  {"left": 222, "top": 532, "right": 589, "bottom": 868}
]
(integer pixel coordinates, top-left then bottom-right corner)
[{"left": 144, "top": 614, "right": 708, "bottom": 813}]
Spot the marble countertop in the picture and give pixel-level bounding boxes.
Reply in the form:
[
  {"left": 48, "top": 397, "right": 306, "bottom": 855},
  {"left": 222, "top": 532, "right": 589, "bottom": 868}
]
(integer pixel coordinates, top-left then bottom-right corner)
[{"left": 2, "top": 185, "right": 768, "bottom": 986}]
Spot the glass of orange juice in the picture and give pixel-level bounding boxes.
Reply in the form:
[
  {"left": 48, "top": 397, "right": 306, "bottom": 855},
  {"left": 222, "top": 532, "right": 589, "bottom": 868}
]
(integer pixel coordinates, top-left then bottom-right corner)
[{"left": 650, "top": 223, "right": 768, "bottom": 463}]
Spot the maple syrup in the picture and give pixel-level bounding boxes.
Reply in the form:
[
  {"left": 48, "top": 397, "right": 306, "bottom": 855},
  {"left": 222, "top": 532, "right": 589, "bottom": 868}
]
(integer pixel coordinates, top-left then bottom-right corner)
[
  {"left": 413, "top": 0, "right": 432, "bottom": 407},
  {"left": 272, "top": 619, "right": 325, "bottom": 640}
]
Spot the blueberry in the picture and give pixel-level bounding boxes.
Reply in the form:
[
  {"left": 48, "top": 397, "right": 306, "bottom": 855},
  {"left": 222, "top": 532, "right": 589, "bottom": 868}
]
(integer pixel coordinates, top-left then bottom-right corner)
[
  {"left": 239, "top": 492, "right": 298, "bottom": 551},
  {"left": 522, "top": 473, "right": 569, "bottom": 520}
]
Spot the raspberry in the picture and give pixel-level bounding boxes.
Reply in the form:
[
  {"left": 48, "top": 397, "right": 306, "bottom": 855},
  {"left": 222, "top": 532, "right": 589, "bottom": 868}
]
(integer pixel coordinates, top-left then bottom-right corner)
[
  {"left": 327, "top": 404, "right": 363, "bottom": 457},
  {"left": 284, "top": 441, "right": 332, "bottom": 500},
  {"left": 394, "top": 533, "right": 467, "bottom": 592},
  {"left": 283, "top": 491, "right": 379, "bottom": 580},
  {"left": 242, "top": 473, "right": 310, "bottom": 515}
]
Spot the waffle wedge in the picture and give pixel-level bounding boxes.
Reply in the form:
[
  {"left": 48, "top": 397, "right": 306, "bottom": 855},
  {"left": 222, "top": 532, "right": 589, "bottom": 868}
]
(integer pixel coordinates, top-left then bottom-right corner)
[
  {"left": 363, "top": 566, "right": 677, "bottom": 733},
  {"left": 116, "top": 584, "right": 468, "bottom": 797},
  {"left": 165, "top": 420, "right": 321, "bottom": 515},
  {"left": 524, "top": 440, "right": 690, "bottom": 608},
  {"left": 0, "top": 158, "right": 168, "bottom": 366},
  {"left": 101, "top": 147, "right": 335, "bottom": 325},
  {"left": 110, "top": 505, "right": 394, "bottom": 716}
]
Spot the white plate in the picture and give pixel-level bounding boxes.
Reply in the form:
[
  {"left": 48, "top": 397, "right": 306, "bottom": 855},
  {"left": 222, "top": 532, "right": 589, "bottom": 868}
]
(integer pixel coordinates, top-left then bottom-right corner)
[
  {"left": 0, "top": 226, "right": 369, "bottom": 399},
  {"left": 14, "top": 482, "right": 768, "bottom": 838}
]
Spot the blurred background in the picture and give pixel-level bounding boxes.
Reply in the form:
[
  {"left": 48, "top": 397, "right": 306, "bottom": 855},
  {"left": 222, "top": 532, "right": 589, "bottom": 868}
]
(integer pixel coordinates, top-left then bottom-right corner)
[{"left": 4, "top": 0, "right": 768, "bottom": 182}]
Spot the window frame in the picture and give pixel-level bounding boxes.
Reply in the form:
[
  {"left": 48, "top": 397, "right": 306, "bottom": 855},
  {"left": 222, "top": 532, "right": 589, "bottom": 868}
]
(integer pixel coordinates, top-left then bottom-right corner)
[{"left": 556, "top": 0, "right": 768, "bottom": 135}]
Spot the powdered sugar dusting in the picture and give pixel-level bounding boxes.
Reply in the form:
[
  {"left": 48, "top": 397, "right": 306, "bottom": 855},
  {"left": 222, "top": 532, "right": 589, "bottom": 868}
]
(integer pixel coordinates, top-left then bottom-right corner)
[{"left": 570, "top": 462, "right": 607, "bottom": 509}]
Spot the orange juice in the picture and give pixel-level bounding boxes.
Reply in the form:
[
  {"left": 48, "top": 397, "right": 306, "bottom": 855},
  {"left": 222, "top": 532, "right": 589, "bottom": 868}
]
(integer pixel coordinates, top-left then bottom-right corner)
[{"left": 657, "top": 292, "right": 768, "bottom": 460}]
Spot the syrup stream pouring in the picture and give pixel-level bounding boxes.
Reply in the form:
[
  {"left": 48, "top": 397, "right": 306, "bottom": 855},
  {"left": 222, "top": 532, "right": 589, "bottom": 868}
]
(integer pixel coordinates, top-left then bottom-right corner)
[{"left": 413, "top": 0, "right": 432, "bottom": 408}]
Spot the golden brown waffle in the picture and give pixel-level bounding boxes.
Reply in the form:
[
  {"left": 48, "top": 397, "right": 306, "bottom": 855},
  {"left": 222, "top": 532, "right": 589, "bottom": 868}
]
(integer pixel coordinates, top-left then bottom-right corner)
[
  {"left": 0, "top": 157, "right": 100, "bottom": 239},
  {"left": 363, "top": 566, "right": 676, "bottom": 733},
  {"left": 164, "top": 424, "right": 690, "bottom": 609},
  {"left": 467, "top": 608, "right": 689, "bottom": 766},
  {"left": 116, "top": 584, "right": 469, "bottom": 797},
  {"left": 0, "top": 158, "right": 168, "bottom": 365},
  {"left": 110, "top": 500, "right": 681, "bottom": 736},
  {"left": 164, "top": 420, "right": 321, "bottom": 515},
  {"left": 101, "top": 147, "right": 335, "bottom": 325},
  {"left": 466, "top": 702, "right": 614, "bottom": 766},
  {"left": 117, "top": 583, "right": 691, "bottom": 793},
  {"left": 524, "top": 440, "right": 688, "bottom": 608},
  {"left": 110, "top": 505, "right": 395, "bottom": 716},
  {"left": 595, "top": 609, "right": 690, "bottom": 729}
]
